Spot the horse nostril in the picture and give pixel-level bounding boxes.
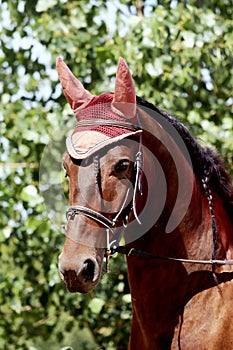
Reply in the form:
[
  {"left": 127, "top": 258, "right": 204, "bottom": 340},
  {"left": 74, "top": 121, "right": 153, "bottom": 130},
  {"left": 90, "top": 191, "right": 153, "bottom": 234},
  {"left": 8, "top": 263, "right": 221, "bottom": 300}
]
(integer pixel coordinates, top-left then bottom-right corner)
[
  {"left": 60, "top": 269, "right": 67, "bottom": 279},
  {"left": 82, "top": 259, "right": 95, "bottom": 283}
]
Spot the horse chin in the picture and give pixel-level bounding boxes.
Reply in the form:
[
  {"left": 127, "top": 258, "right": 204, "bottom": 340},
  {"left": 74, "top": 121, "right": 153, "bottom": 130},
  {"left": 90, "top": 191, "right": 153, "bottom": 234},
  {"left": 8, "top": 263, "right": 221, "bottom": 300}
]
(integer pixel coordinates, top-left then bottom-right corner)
[{"left": 65, "top": 279, "right": 99, "bottom": 294}]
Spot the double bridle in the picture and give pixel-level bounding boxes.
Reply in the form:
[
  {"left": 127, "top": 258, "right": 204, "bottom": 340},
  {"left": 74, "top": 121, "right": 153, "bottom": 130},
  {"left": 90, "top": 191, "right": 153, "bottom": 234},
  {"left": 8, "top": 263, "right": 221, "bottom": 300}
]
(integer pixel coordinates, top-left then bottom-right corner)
[
  {"left": 66, "top": 146, "right": 143, "bottom": 272},
  {"left": 65, "top": 120, "right": 233, "bottom": 274}
]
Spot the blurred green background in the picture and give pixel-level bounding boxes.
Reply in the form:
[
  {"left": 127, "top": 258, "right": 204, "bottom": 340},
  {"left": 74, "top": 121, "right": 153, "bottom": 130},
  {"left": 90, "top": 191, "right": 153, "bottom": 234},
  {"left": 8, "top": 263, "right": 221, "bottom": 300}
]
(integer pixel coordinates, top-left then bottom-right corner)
[{"left": 0, "top": 1, "right": 232, "bottom": 349}]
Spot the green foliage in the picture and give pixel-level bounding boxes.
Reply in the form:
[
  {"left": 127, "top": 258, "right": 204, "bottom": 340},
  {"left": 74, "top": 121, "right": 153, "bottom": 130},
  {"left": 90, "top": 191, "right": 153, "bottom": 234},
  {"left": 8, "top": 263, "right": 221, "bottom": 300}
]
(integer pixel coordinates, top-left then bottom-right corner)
[{"left": 0, "top": 0, "right": 232, "bottom": 349}]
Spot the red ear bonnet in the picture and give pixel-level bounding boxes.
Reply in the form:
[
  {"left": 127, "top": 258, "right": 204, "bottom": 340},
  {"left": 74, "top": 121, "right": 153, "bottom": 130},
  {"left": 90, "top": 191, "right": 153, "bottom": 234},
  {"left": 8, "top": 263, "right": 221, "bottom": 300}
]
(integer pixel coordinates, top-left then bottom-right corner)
[{"left": 56, "top": 57, "right": 141, "bottom": 159}]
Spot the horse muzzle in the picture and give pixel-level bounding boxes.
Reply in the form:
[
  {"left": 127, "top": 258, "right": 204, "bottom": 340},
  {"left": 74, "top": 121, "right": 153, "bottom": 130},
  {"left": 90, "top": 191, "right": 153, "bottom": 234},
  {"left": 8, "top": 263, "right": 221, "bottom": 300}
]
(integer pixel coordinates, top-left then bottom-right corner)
[{"left": 58, "top": 252, "right": 102, "bottom": 293}]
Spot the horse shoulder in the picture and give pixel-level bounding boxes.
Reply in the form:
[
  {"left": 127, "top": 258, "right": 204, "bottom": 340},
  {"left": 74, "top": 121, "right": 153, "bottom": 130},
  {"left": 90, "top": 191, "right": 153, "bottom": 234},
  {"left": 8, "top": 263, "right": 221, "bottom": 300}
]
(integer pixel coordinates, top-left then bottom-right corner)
[{"left": 172, "top": 280, "right": 233, "bottom": 350}]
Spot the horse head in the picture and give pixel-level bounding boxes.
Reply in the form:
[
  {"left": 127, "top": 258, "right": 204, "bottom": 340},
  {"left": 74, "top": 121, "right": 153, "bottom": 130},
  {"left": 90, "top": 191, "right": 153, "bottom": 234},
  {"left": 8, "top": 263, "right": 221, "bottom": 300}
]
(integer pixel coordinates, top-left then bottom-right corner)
[{"left": 57, "top": 58, "right": 142, "bottom": 293}]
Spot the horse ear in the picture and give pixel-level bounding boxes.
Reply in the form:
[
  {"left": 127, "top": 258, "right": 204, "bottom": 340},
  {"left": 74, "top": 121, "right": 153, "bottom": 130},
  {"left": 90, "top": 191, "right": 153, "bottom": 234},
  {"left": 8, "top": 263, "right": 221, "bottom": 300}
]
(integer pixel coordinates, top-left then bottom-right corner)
[
  {"left": 112, "top": 57, "right": 136, "bottom": 118},
  {"left": 56, "top": 57, "right": 94, "bottom": 112}
]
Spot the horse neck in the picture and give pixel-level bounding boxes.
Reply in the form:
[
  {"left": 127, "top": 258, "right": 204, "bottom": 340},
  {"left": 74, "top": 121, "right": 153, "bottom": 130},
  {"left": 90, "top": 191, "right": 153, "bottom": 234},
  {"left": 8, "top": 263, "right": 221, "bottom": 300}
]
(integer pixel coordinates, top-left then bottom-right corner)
[
  {"left": 127, "top": 159, "right": 233, "bottom": 348},
  {"left": 126, "top": 113, "right": 233, "bottom": 348},
  {"left": 129, "top": 144, "right": 215, "bottom": 270},
  {"left": 130, "top": 111, "right": 233, "bottom": 264},
  {"left": 127, "top": 114, "right": 233, "bottom": 291},
  {"left": 126, "top": 148, "right": 214, "bottom": 347}
]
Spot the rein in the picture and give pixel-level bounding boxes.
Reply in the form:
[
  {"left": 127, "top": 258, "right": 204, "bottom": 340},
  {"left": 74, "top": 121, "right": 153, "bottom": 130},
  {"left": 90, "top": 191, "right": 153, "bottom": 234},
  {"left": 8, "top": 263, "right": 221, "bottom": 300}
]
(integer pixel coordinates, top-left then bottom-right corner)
[
  {"left": 111, "top": 174, "right": 233, "bottom": 269},
  {"left": 110, "top": 174, "right": 233, "bottom": 273},
  {"left": 111, "top": 246, "right": 233, "bottom": 266}
]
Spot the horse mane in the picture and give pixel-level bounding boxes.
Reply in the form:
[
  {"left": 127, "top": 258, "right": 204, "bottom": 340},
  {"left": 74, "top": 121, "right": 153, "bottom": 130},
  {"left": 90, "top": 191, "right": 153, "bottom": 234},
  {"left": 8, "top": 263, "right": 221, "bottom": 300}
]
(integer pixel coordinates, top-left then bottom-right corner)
[{"left": 136, "top": 96, "right": 233, "bottom": 223}]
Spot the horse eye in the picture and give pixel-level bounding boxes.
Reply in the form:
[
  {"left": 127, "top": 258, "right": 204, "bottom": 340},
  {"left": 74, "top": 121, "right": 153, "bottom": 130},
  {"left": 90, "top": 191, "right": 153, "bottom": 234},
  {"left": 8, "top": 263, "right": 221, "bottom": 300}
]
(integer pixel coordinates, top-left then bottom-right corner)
[{"left": 114, "top": 159, "right": 130, "bottom": 173}]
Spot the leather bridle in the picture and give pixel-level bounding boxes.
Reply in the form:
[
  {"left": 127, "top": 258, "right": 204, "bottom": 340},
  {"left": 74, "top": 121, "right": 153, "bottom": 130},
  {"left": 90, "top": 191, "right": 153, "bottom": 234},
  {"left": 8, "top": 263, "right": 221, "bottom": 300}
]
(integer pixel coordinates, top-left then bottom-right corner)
[
  {"left": 65, "top": 120, "right": 233, "bottom": 274},
  {"left": 66, "top": 147, "right": 143, "bottom": 272},
  {"left": 65, "top": 118, "right": 143, "bottom": 270},
  {"left": 66, "top": 205, "right": 117, "bottom": 232}
]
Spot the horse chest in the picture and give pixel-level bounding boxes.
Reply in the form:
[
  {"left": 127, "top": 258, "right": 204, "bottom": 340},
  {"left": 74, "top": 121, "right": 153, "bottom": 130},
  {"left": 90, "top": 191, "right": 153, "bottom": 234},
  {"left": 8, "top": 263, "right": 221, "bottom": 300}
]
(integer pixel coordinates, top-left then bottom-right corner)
[
  {"left": 128, "top": 259, "right": 233, "bottom": 349},
  {"left": 171, "top": 281, "right": 233, "bottom": 350}
]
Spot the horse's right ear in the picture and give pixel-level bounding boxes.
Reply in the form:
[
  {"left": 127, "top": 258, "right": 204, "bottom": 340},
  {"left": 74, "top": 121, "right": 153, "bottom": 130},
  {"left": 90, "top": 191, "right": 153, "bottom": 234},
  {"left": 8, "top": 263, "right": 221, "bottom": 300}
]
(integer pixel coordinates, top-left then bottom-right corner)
[{"left": 56, "top": 57, "right": 94, "bottom": 113}]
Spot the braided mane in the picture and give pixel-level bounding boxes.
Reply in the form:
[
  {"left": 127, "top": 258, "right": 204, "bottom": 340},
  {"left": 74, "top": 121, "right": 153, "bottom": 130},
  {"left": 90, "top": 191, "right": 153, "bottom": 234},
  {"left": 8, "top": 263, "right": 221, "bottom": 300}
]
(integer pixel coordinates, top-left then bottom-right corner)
[{"left": 136, "top": 96, "right": 233, "bottom": 223}]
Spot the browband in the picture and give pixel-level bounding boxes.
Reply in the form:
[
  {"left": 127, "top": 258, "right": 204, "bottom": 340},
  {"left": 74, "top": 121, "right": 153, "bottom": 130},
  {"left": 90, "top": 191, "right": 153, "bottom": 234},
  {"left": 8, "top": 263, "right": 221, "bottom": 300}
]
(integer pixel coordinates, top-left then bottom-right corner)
[{"left": 75, "top": 119, "right": 141, "bottom": 132}]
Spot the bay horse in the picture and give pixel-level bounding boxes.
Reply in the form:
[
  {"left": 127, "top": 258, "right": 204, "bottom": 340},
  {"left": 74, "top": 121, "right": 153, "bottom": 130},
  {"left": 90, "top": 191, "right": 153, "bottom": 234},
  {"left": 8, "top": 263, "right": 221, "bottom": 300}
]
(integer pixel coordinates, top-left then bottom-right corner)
[{"left": 56, "top": 57, "right": 233, "bottom": 349}]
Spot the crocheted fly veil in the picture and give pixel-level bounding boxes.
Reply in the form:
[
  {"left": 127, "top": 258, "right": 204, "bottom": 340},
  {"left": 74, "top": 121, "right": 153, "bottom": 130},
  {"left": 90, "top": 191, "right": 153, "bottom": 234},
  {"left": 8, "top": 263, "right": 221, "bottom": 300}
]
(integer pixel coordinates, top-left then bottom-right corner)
[{"left": 56, "top": 57, "right": 142, "bottom": 159}]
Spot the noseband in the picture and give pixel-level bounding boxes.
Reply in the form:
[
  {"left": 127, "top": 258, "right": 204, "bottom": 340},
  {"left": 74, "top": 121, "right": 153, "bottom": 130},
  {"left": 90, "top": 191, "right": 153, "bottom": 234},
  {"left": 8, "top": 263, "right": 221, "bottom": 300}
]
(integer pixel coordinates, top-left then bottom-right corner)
[
  {"left": 66, "top": 206, "right": 116, "bottom": 231},
  {"left": 66, "top": 185, "right": 133, "bottom": 234}
]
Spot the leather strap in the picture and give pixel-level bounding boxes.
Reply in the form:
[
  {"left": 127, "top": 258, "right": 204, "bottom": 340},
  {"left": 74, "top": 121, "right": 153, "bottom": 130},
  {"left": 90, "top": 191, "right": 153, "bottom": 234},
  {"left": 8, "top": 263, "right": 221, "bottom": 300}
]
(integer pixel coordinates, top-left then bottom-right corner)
[
  {"left": 75, "top": 119, "right": 141, "bottom": 132},
  {"left": 66, "top": 205, "right": 114, "bottom": 231},
  {"left": 112, "top": 246, "right": 233, "bottom": 266}
]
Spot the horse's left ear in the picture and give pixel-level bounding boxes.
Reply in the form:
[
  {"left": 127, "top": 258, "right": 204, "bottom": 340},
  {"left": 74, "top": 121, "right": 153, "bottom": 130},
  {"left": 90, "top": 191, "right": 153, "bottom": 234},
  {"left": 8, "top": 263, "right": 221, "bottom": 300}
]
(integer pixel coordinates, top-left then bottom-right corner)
[{"left": 112, "top": 57, "right": 136, "bottom": 119}]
